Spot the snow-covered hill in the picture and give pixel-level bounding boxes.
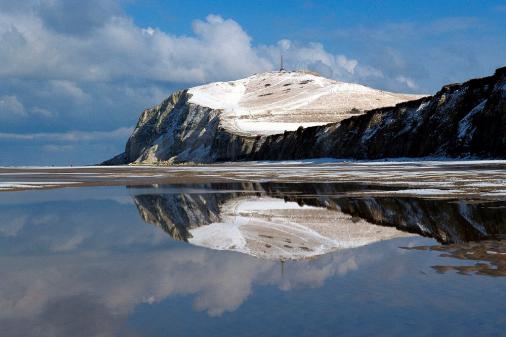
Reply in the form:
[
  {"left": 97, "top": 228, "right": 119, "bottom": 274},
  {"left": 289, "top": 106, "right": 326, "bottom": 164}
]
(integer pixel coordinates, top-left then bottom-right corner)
[
  {"left": 105, "top": 71, "right": 422, "bottom": 164},
  {"left": 188, "top": 71, "right": 421, "bottom": 136}
]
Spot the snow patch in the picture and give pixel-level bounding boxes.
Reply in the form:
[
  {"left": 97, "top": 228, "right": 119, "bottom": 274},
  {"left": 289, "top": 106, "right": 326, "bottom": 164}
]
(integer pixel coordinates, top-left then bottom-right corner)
[{"left": 458, "top": 99, "right": 487, "bottom": 141}]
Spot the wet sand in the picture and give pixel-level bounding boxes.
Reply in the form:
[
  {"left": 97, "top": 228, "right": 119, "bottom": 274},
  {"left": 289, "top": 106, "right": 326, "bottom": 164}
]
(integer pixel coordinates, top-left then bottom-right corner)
[{"left": 1, "top": 160, "right": 506, "bottom": 199}]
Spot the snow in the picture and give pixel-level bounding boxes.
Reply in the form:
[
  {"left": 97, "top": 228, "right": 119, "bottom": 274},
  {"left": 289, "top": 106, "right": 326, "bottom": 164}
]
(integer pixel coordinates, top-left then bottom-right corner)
[
  {"left": 188, "top": 71, "right": 423, "bottom": 136},
  {"left": 380, "top": 188, "right": 462, "bottom": 196},
  {"left": 458, "top": 99, "right": 487, "bottom": 141},
  {"left": 2, "top": 160, "right": 506, "bottom": 197},
  {"left": 187, "top": 80, "right": 245, "bottom": 111},
  {"left": 0, "top": 181, "right": 78, "bottom": 191},
  {"left": 416, "top": 101, "right": 430, "bottom": 112},
  {"left": 233, "top": 120, "right": 323, "bottom": 133}
]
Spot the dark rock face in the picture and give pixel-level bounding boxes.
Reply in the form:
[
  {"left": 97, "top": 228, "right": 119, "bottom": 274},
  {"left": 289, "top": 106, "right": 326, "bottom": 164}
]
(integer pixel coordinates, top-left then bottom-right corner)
[
  {"left": 104, "top": 67, "right": 505, "bottom": 165},
  {"left": 251, "top": 67, "right": 506, "bottom": 160}
]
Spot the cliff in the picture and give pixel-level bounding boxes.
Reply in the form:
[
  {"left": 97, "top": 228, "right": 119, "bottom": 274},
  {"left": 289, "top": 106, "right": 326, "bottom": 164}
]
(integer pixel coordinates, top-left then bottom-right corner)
[
  {"left": 104, "top": 67, "right": 505, "bottom": 165},
  {"left": 103, "top": 71, "right": 421, "bottom": 164}
]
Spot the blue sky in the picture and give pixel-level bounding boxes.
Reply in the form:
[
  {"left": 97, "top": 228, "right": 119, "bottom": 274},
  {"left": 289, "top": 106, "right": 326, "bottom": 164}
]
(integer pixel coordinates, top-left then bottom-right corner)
[{"left": 0, "top": 0, "right": 505, "bottom": 165}]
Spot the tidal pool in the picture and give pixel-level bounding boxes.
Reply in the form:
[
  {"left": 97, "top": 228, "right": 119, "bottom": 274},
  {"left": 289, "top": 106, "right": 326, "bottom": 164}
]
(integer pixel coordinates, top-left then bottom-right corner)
[{"left": 0, "top": 161, "right": 505, "bottom": 336}]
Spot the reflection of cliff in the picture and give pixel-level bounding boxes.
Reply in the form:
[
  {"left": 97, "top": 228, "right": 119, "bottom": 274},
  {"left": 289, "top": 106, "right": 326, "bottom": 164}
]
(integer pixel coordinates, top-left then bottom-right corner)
[
  {"left": 407, "top": 240, "right": 506, "bottom": 277},
  {"left": 131, "top": 183, "right": 506, "bottom": 249},
  {"left": 131, "top": 183, "right": 414, "bottom": 259},
  {"left": 259, "top": 182, "right": 506, "bottom": 244},
  {"left": 134, "top": 192, "right": 228, "bottom": 241},
  {"left": 286, "top": 194, "right": 506, "bottom": 244}
]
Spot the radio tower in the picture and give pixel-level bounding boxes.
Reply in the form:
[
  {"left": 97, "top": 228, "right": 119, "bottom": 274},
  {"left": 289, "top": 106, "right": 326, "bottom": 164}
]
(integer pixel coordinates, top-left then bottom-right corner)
[{"left": 279, "top": 54, "right": 285, "bottom": 72}]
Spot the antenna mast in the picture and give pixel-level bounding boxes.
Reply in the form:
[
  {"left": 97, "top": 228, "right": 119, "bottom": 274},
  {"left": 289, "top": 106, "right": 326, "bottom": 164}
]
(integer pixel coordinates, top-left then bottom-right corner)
[{"left": 280, "top": 54, "right": 285, "bottom": 72}]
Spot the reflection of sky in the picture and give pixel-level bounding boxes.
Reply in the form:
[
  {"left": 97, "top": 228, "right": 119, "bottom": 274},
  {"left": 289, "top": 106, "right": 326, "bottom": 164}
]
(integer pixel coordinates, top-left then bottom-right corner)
[{"left": 1, "top": 187, "right": 506, "bottom": 337}]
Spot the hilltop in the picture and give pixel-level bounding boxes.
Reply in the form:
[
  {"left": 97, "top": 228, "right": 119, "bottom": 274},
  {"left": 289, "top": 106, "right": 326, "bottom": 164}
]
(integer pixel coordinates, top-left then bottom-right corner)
[{"left": 104, "top": 71, "right": 421, "bottom": 164}]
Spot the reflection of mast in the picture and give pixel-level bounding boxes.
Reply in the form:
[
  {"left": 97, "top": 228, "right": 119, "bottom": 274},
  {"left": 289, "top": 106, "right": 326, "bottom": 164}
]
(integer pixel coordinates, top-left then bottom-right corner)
[{"left": 280, "top": 259, "right": 285, "bottom": 279}]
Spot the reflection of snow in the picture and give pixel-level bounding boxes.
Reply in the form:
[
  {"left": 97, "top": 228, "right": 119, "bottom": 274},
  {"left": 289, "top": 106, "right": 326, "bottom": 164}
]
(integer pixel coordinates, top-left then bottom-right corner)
[{"left": 189, "top": 197, "right": 412, "bottom": 260}]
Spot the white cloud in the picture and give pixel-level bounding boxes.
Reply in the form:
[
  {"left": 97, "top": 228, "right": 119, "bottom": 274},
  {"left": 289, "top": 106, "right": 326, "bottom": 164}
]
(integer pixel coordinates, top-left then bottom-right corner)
[
  {"left": 495, "top": 5, "right": 506, "bottom": 12},
  {"left": 396, "top": 75, "right": 417, "bottom": 90},
  {"left": 336, "top": 55, "right": 358, "bottom": 74},
  {"left": 259, "top": 40, "right": 381, "bottom": 82},
  {"left": 49, "top": 80, "right": 89, "bottom": 103},
  {"left": 0, "top": 12, "right": 270, "bottom": 84},
  {"left": 32, "top": 107, "right": 56, "bottom": 118},
  {"left": 42, "top": 144, "right": 75, "bottom": 152},
  {"left": 0, "top": 95, "right": 26, "bottom": 117},
  {"left": 0, "top": 5, "right": 381, "bottom": 86},
  {"left": 0, "top": 127, "right": 133, "bottom": 142}
]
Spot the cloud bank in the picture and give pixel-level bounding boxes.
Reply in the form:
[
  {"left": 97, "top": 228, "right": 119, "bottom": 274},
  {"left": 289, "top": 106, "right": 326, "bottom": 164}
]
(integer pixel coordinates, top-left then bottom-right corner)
[{"left": 0, "top": 1, "right": 385, "bottom": 129}]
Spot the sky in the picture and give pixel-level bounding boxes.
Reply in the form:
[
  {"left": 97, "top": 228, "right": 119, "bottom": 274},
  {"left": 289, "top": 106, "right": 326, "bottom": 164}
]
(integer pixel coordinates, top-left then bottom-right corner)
[{"left": 0, "top": 0, "right": 505, "bottom": 165}]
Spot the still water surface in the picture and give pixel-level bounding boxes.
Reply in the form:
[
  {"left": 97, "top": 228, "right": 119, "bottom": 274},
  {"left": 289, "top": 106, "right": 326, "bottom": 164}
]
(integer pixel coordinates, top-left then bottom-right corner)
[{"left": 0, "top": 163, "right": 506, "bottom": 336}]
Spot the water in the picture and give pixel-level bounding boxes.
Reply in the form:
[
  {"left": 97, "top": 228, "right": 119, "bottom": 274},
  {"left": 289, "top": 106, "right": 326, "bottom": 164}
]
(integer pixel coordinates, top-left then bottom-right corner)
[{"left": 0, "top": 162, "right": 506, "bottom": 336}]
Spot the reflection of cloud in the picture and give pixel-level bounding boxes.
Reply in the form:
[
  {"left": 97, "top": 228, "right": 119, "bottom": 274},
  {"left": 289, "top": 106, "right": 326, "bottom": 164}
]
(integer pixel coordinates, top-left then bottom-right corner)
[
  {"left": 8, "top": 185, "right": 506, "bottom": 336},
  {"left": 49, "top": 231, "right": 88, "bottom": 252},
  {"left": 0, "top": 239, "right": 384, "bottom": 336},
  {"left": 0, "top": 215, "right": 27, "bottom": 236}
]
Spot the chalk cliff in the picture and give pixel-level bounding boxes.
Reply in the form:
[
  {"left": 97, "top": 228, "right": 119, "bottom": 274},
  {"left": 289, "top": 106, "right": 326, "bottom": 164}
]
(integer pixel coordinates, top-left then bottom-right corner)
[{"left": 104, "top": 67, "right": 505, "bottom": 164}]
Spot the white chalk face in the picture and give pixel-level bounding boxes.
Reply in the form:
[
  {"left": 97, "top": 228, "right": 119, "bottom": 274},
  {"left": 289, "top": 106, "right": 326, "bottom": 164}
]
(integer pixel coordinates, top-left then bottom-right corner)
[
  {"left": 188, "top": 71, "right": 424, "bottom": 136},
  {"left": 188, "top": 196, "right": 412, "bottom": 260}
]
